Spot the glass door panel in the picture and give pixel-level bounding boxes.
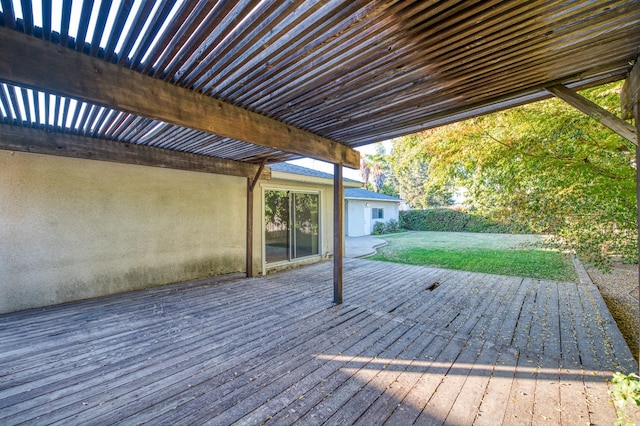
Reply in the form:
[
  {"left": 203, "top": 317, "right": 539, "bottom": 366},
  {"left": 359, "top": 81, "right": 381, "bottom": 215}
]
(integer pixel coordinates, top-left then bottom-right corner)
[
  {"left": 292, "top": 193, "right": 319, "bottom": 259},
  {"left": 265, "top": 190, "right": 289, "bottom": 263}
]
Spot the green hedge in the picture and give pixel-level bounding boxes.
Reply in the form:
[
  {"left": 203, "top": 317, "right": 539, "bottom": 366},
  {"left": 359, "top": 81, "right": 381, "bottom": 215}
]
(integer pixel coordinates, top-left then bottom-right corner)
[{"left": 399, "top": 209, "right": 526, "bottom": 233}]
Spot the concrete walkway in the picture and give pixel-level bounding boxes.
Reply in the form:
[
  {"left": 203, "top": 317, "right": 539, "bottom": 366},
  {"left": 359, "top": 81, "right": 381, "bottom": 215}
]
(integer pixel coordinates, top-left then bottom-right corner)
[{"left": 344, "top": 235, "right": 387, "bottom": 258}]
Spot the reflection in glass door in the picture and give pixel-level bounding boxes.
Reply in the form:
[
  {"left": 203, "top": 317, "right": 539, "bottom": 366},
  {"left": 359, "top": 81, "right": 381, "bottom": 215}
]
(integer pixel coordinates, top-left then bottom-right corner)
[
  {"left": 292, "top": 193, "right": 319, "bottom": 259},
  {"left": 265, "top": 190, "right": 319, "bottom": 263},
  {"left": 265, "top": 190, "right": 290, "bottom": 263}
]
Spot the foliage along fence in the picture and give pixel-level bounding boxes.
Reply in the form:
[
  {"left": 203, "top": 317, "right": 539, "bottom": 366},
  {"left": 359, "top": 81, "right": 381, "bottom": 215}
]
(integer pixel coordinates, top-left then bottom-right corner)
[{"left": 399, "top": 208, "right": 529, "bottom": 234}]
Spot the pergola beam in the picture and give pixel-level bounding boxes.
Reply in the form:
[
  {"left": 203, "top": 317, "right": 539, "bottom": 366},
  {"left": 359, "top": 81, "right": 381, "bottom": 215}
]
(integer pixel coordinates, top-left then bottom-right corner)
[
  {"left": 0, "top": 124, "right": 271, "bottom": 179},
  {"left": 622, "top": 56, "right": 640, "bottom": 120},
  {"left": 0, "top": 28, "right": 360, "bottom": 168},
  {"left": 545, "top": 84, "right": 637, "bottom": 145}
]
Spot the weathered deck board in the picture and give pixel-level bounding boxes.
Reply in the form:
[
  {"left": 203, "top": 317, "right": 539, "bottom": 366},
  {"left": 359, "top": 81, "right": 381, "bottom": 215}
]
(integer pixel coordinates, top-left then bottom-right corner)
[
  {"left": 444, "top": 275, "right": 527, "bottom": 425},
  {"left": 0, "top": 258, "right": 635, "bottom": 425},
  {"left": 556, "top": 282, "right": 591, "bottom": 425}
]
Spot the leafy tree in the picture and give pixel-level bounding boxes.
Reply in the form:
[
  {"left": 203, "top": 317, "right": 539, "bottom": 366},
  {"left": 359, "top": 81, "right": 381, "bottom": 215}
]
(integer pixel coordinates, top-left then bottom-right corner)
[
  {"left": 265, "top": 190, "right": 289, "bottom": 228},
  {"left": 361, "top": 143, "right": 399, "bottom": 196},
  {"left": 359, "top": 159, "right": 371, "bottom": 190},
  {"left": 407, "top": 81, "right": 636, "bottom": 269},
  {"left": 371, "top": 163, "right": 386, "bottom": 193},
  {"left": 389, "top": 133, "right": 455, "bottom": 208}
]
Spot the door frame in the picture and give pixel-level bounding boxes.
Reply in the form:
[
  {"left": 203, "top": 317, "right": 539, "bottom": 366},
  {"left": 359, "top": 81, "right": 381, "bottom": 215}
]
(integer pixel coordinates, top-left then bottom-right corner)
[{"left": 261, "top": 184, "right": 323, "bottom": 275}]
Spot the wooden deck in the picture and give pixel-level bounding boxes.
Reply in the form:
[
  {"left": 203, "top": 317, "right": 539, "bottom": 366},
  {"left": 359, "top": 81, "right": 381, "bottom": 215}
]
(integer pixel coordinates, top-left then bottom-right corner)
[{"left": 0, "top": 258, "right": 636, "bottom": 425}]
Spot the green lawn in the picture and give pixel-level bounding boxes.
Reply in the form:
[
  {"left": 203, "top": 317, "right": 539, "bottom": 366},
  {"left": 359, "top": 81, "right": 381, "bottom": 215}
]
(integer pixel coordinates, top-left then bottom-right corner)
[{"left": 368, "top": 231, "right": 577, "bottom": 281}]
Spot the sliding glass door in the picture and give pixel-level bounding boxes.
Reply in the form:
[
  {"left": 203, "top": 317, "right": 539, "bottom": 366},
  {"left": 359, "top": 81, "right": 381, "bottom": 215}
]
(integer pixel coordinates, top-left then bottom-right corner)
[{"left": 265, "top": 190, "right": 319, "bottom": 264}]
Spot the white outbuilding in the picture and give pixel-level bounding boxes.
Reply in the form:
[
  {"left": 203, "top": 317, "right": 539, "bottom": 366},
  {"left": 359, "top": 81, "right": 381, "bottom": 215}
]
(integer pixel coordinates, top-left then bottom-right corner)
[{"left": 344, "top": 188, "right": 403, "bottom": 237}]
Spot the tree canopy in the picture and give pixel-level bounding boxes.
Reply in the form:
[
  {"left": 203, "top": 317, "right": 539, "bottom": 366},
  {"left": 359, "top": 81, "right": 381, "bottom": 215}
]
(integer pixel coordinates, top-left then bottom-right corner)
[
  {"left": 359, "top": 143, "right": 399, "bottom": 197},
  {"left": 388, "top": 133, "right": 455, "bottom": 208},
  {"left": 390, "top": 81, "right": 636, "bottom": 268}
]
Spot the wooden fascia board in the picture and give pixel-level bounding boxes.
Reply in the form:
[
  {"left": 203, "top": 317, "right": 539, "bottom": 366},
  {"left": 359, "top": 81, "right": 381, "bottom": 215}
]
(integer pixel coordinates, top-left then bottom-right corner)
[
  {"left": 545, "top": 84, "right": 637, "bottom": 145},
  {"left": 621, "top": 56, "right": 640, "bottom": 120},
  {"left": 0, "top": 28, "right": 360, "bottom": 168},
  {"left": 270, "top": 170, "right": 361, "bottom": 187},
  {"left": 345, "top": 196, "right": 402, "bottom": 203},
  {"left": 0, "top": 124, "right": 272, "bottom": 179}
]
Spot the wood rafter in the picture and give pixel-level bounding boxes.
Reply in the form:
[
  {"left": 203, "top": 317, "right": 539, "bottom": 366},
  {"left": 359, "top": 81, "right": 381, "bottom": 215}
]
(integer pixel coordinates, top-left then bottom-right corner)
[
  {"left": 0, "top": 124, "right": 271, "bottom": 179},
  {"left": 0, "top": 28, "right": 360, "bottom": 168},
  {"left": 621, "top": 55, "right": 640, "bottom": 120},
  {"left": 545, "top": 84, "right": 637, "bottom": 145}
]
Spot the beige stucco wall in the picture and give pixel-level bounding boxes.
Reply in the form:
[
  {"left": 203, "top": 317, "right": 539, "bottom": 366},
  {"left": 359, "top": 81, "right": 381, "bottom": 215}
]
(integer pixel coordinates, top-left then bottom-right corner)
[{"left": 0, "top": 151, "right": 246, "bottom": 314}]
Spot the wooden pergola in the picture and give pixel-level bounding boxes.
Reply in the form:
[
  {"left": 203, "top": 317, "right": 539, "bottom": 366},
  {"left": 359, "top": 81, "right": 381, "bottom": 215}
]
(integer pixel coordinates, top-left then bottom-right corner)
[{"left": 0, "top": 0, "right": 639, "bottom": 305}]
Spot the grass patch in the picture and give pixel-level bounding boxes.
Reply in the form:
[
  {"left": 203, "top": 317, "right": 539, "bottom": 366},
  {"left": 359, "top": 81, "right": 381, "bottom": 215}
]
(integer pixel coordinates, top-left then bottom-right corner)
[{"left": 368, "top": 231, "right": 577, "bottom": 281}]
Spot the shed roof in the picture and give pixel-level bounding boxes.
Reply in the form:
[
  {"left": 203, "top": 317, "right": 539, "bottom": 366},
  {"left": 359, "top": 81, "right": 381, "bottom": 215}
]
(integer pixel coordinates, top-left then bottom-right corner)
[
  {"left": 270, "top": 162, "right": 361, "bottom": 184},
  {"left": 345, "top": 188, "right": 402, "bottom": 202},
  {"left": 0, "top": 1, "right": 638, "bottom": 172}
]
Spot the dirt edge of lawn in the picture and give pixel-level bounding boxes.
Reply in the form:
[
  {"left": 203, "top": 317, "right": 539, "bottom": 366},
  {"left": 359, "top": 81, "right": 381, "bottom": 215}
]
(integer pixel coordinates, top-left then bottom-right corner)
[{"left": 586, "top": 261, "right": 639, "bottom": 364}]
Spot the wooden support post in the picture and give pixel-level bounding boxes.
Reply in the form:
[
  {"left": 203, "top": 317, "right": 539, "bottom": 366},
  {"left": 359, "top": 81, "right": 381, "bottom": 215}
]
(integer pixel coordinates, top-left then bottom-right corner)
[
  {"left": 247, "top": 178, "right": 254, "bottom": 278},
  {"left": 333, "top": 163, "right": 344, "bottom": 304},
  {"left": 635, "top": 101, "right": 640, "bottom": 370},
  {"left": 625, "top": 57, "right": 640, "bottom": 370},
  {"left": 246, "top": 160, "right": 266, "bottom": 278},
  {"left": 621, "top": 55, "right": 640, "bottom": 120}
]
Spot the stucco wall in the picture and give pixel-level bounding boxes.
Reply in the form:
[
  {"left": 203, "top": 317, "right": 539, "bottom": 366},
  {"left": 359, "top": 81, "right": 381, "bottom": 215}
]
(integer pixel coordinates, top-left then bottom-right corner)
[
  {"left": 0, "top": 151, "right": 246, "bottom": 314},
  {"left": 346, "top": 199, "right": 367, "bottom": 237},
  {"left": 346, "top": 199, "right": 400, "bottom": 236}
]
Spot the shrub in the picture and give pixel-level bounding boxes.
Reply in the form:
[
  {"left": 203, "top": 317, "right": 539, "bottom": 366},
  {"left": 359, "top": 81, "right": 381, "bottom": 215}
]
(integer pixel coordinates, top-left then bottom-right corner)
[
  {"left": 399, "top": 208, "right": 526, "bottom": 234},
  {"left": 385, "top": 219, "right": 399, "bottom": 233},
  {"left": 372, "top": 221, "right": 386, "bottom": 235},
  {"left": 372, "top": 219, "right": 403, "bottom": 235},
  {"left": 610, "top": 372, "right": 640, "bottom": 424}
]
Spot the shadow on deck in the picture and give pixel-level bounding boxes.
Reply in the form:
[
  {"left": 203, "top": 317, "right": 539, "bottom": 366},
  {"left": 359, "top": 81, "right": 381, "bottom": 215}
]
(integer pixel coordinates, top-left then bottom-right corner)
[{"left": 0, "top": 258, "right": 637, "bottom": 424}]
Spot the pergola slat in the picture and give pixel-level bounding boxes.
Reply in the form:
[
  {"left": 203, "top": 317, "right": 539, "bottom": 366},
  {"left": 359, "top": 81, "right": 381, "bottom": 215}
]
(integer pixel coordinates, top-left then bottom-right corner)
[
  {"left": 103, "top": 0, "right": 133, "bottom": 62},
  {"left": 41, "top": 0, "right": 51, "bottom": 40},
  {"left": 18, "top": 0, "right": 33, "bottom": 36},
  {"left": 157, "top": 1, "right": 240, "bottom": 81},
  {"left": 173, "top": 0, "right": 262, "bottom": 87},
  {"left": 59, "top": 0, "right": 72, "bottom": 47},
  {"left": 0, "top": 0, "right": 15, "bottom": 29},
  {"left": 139, "top": 0, "right": 200, "bottom": 75},
  {"left": 116, "top": 1, "right": 156, "bottom": 66},
  {"left": 89, "top": 0, "right": 113, "bottom": 57},
  {"left": 127, "top": 0, "right": 176, "bottom": 70},
  {"left": 74, "top": 0, "right": 94, "bottom": 53}
]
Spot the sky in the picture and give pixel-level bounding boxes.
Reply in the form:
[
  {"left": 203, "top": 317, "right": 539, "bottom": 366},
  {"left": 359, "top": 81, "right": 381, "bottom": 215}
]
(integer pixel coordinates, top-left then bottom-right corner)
[{"left": 288, "top": 140, "right": 393, "bottom": 182}]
